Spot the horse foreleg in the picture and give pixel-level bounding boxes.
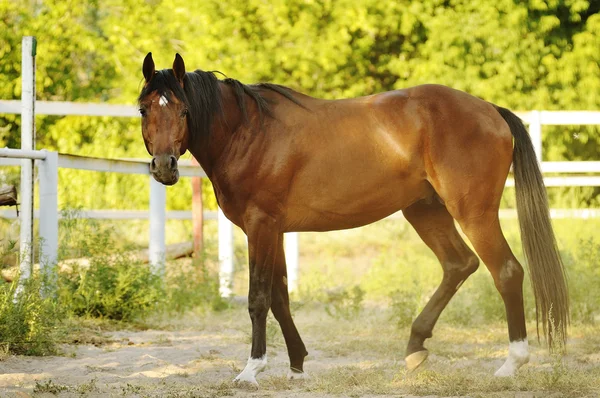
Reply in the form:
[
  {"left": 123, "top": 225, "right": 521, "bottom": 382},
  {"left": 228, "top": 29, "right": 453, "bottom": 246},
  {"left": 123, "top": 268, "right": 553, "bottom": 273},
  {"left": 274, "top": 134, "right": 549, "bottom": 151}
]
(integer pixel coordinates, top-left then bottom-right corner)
[
  {"left": 271, "top": 238, "right": 308, "bottom": 379},
  {"left": 403, "top": 199, "right": 480, "bottom": 370},
  {"left": 234, "top": 214, "right": 280, "bottom": 386}
]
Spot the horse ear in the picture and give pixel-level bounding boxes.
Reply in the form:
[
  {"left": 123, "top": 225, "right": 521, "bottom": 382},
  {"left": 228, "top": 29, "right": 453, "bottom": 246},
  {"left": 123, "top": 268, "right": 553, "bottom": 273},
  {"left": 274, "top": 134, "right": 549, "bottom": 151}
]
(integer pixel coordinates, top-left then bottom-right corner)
[
  {"left": 173, "top": 53, "right": 186, "bottom": 84},
  {"left": 143, "top": 52, "right": 155, "bottom": 83}
]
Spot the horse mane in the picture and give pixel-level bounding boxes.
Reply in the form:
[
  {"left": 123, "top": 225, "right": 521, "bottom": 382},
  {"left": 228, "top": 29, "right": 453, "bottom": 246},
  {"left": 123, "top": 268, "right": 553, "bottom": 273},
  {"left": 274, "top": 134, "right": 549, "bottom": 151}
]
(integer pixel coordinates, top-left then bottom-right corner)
[{"left": 138, "top": 69, "right": 303, "bottom": 139}]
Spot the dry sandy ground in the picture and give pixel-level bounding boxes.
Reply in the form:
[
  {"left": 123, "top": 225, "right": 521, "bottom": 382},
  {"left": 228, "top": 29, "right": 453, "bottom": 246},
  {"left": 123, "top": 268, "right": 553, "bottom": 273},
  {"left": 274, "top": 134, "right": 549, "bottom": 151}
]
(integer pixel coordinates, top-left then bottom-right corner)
[
  {"left": 0, "top": 308, "right": 599, "bottom": 397},
  {"left": 0, "top": 326, "right": 407, "bottom": 397}
]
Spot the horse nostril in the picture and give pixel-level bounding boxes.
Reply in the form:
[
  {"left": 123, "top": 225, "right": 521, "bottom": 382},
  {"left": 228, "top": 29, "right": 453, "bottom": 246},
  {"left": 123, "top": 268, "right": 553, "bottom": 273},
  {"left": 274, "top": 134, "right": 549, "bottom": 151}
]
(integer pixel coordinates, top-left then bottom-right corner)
[
  {"left": 150, "top": 158, "right": 157, "bottom": 172},
  {"left": 170, "top": 156, "right": 177, "bottom": 170}
]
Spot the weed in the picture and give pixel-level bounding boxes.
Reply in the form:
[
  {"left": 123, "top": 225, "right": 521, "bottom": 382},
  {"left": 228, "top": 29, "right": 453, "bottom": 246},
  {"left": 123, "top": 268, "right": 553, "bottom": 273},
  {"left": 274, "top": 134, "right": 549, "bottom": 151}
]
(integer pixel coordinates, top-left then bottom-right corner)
[
  {"left": 76, "top": 377, "right": 99, "bottom": 394},
  {"left": 33, "top": 379, "right": 69, "bottom": 394},
  {"left": 324, "top": 285, "right": 365, "bottom": 320},
  {"left": 121, "top": 383, "right": 142, "bottom": 395},
  {"left": 389, "top": 289, "right": 421, "bottom": 327},
  {"left": 548, "top": 311, "right": 568, "bottom": 387}
]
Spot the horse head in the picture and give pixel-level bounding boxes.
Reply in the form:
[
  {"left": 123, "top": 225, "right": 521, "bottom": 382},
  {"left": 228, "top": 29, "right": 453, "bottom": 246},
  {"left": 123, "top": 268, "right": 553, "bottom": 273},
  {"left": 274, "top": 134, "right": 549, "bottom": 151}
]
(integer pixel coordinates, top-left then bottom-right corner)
[{"left": 138, "top": 52, "right": 190, "bottom": 185}]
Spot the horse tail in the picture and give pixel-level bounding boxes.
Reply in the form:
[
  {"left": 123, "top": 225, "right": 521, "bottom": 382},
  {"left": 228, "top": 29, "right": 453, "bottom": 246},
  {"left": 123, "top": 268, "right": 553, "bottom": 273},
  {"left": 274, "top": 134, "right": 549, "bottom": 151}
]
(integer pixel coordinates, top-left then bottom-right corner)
[{"left": 495, "top": 106, "right": 569, "bottom": 349}]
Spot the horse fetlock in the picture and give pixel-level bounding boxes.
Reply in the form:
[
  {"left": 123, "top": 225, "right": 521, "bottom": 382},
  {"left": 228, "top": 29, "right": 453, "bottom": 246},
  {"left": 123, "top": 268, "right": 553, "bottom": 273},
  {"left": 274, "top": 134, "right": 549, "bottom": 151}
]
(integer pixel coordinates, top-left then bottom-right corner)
[
  {"left": 494, "top": 339, "right": 530, "bottom": 377},
  {"left": 410, "top": 322, "right": 433, "bottom": 341}
]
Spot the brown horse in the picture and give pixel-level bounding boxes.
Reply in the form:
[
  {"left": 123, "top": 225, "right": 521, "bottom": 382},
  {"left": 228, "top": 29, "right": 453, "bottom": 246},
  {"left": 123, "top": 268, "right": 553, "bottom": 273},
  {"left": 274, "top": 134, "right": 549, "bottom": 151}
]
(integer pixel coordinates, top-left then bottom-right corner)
[{"left": 138, "top": 53, "right": 568, "bottom": 385}]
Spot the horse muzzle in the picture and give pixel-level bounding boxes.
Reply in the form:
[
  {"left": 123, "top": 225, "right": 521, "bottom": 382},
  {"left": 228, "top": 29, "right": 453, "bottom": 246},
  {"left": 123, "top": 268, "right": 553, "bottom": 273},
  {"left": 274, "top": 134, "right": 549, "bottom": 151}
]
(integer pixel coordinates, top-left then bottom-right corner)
[{"left": 150, "top": 154, "right": 180, "bottom": 186}]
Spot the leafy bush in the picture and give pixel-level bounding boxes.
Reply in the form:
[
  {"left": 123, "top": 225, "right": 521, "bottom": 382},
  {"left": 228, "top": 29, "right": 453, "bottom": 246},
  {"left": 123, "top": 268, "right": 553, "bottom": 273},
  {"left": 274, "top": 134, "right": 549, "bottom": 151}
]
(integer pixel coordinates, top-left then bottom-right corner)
[
  {"left": 57, "top": 254, "right": 164, "bottom": 321},
  {"left": 55, "top": 212, "right": 225, "bottom": 321},
  {"left": 163, "top": 257, "right": 228, "bottom": 314},
  {"left": 389, "top": 289, "right": 421, "bottom": 328},
  {"left": 324, "top": 285, "right": 365, "bottom": 320},
  {"left": 0, "top": 276, "right": 64, "bottom": 356}
]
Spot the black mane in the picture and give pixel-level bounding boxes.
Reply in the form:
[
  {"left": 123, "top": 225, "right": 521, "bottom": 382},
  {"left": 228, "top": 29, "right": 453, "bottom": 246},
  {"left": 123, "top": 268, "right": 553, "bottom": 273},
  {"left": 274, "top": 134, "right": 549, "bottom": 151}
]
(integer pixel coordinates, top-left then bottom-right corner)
[{"left": 138, "top": 69, "right": 302, "bottom": 139}]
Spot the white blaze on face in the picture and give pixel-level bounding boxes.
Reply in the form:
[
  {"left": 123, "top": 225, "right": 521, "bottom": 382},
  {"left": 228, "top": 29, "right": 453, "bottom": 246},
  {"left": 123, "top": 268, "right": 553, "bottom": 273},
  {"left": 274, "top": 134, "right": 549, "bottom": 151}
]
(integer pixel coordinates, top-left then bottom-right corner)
[
  {"left": 494, "top": 339, "right": 530, "bottom": 377},
  {"left": 159, "top": 95, "right": 169, "bottom": 107}
]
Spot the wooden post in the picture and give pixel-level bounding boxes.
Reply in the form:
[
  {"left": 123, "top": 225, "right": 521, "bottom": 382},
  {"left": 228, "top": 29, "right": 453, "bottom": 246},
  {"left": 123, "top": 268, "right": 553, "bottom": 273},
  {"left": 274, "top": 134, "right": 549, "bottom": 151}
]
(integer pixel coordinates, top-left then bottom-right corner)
[
  {"left": 191, "top": 157, "right": 204, "bottom": 256},
  {"left": 0, "top": 186, "right": 17, "bottom": 206}
]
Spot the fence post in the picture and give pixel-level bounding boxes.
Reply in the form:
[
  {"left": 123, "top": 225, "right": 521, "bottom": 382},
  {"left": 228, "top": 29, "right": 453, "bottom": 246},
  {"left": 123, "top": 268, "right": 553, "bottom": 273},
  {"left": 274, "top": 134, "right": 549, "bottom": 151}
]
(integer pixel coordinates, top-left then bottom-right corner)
[
  {"left": 285, "top": 232, "right": 299, "bottom": 292},
  {"left": 38, "top": 151, "right": 58, "bottom": 270},
  {"left": 18, "top": 36, "right": 36, "bottom": 290},
  {"left": 529, "top": 110, "right": 543, "bottom": 162},
  {"left": 218, "top": 208, "right": 234, "bottom": 297},
  {"left": 149, "top": 176, "right": 166, "bottom": 274}
]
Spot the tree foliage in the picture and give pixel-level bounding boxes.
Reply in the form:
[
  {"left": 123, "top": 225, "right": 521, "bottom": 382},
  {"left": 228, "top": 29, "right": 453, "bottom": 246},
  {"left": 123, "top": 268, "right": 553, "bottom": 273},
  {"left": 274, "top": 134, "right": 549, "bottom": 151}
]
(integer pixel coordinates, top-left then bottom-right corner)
[{"left": 1, "top": 0, "right": 599, "bottom": 209}]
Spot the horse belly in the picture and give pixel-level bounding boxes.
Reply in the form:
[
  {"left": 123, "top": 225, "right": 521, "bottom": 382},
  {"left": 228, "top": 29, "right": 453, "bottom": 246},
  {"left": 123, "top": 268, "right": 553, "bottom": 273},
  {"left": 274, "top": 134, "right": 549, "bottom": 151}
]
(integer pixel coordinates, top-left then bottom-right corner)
[{"left": 283, "top": 166, "right": 431, "bottom": 232}]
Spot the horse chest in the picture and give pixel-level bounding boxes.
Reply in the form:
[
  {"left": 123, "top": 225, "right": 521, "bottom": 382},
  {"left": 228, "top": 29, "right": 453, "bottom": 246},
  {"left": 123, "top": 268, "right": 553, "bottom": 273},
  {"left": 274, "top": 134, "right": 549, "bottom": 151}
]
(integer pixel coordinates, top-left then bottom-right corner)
[{"left": 210, "top": 179, "right": 247, "bottom": 229}]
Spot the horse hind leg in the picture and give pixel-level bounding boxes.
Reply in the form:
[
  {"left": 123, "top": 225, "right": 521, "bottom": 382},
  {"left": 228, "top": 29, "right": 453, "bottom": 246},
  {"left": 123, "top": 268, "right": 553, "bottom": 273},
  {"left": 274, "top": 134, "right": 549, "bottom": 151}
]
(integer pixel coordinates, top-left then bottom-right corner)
[
  {"left": 454, "top": 210, "right": 530, "bottom": 376},
  {"left": 402, "top": 198, "right": 480, "bottom": 370}
]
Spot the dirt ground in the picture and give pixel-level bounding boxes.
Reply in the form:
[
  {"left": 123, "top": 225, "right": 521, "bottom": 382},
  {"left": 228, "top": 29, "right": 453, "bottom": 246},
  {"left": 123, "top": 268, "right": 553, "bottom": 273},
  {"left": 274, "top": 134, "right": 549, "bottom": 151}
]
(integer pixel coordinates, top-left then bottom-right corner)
[{"left": 1, "top": 307, "right": 599, "bottom": 397}]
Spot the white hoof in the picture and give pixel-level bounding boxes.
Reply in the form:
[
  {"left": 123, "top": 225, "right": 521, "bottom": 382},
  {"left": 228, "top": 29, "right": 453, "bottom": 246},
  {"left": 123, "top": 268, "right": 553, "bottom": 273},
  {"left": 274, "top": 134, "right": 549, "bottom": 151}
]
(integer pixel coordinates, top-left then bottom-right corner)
[
  {"left": 287, "top": 368, "right": 307, "bottom": 380},
  {"left": 234, "top": 355, "right": 267, "bottom": 386},
  {"left": 233, "top": 373, "right": 258, "bottom": 386},
  {"left": 494, "top": 339, "right": 530, "bottom": 377}
]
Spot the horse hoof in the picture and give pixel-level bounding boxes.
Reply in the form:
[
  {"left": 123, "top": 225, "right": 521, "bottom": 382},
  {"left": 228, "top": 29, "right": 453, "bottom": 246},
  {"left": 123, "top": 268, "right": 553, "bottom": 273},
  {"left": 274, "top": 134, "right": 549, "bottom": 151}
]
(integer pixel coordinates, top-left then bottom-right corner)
[
  {"left": 233, "top": 375, "right": 259, "bottom": 388},
  {"left": 233, "top": 370, "right": 259, "bottom": 388},
  {"left": 405, "top": 350, "right": 429, "bottom": 371},
  {"left": 287, "top": 368, "right": 307, "bottom": 380}
]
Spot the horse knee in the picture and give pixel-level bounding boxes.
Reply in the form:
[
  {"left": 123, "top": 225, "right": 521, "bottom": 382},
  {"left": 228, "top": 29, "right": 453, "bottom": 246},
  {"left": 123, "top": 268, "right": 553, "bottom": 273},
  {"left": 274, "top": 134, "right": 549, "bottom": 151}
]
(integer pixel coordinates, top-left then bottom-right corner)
[{"left": 249, "top": 293, "right": 270, "bottom": 321}]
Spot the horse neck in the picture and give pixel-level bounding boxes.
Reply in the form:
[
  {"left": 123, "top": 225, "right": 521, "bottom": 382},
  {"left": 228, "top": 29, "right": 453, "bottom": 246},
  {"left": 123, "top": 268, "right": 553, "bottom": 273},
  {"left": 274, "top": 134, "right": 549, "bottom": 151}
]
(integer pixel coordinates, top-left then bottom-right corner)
[{"left": 188, "top": 82, "right": 244, "bottom": 177}]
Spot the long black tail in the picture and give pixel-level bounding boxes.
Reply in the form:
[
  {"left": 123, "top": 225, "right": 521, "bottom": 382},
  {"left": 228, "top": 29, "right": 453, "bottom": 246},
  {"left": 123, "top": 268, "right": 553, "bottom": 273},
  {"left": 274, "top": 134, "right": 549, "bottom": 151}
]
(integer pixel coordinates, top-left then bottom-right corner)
[{"left": 495, "top": 106, "right": 569, "bottom": 349}]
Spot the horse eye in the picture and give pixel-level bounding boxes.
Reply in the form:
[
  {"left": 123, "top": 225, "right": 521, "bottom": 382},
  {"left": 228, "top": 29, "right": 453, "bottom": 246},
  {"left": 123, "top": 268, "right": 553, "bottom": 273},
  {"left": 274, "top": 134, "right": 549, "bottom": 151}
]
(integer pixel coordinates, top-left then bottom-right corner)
[
  {"left": 139, "top": 108, "right": 147, "bottom": 117},
  {"left": 181, "top": 109, "right": 188, "bottom": 118}
]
